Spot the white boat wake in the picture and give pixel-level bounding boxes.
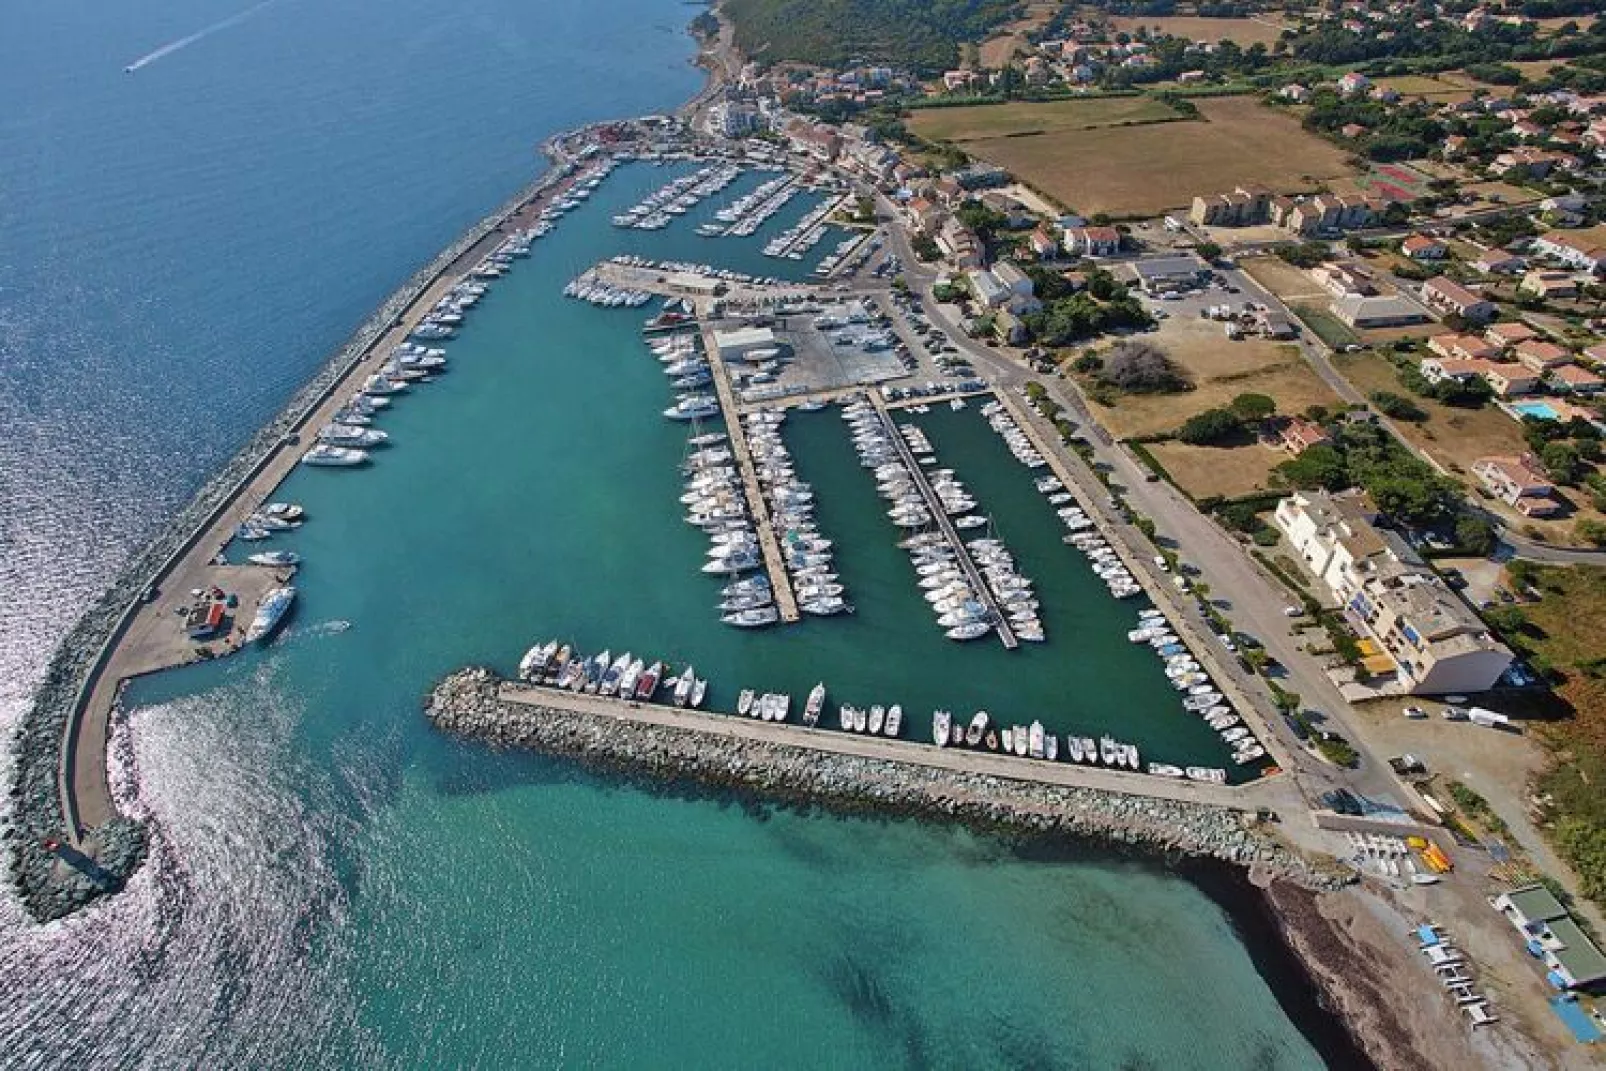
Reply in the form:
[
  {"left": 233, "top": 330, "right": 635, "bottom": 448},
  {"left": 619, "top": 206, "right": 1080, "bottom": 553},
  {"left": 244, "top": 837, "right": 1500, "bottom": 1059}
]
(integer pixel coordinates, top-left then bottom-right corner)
[{"left": 124, "top": 0, "right": 280, "bottom": 72}]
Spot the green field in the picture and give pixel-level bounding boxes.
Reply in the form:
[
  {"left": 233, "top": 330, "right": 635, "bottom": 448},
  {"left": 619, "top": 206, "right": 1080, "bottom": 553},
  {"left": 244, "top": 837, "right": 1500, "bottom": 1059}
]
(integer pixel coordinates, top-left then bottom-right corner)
[
  {"left": 909, "top": 96, "right": 1183, "bottom": 142},
  {"left": 1292, "top": 305, "right": 1360, "bottom": 349}
]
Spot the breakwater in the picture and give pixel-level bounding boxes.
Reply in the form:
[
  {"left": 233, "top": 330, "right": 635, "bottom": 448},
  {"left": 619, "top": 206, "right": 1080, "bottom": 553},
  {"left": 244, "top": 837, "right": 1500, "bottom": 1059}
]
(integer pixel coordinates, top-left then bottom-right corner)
[
  {"left": 5, "top": 148, "right": 581, "bottom": 922},
  {"left": 427, "top": 669, "right": 1349, "bottom": 889}
]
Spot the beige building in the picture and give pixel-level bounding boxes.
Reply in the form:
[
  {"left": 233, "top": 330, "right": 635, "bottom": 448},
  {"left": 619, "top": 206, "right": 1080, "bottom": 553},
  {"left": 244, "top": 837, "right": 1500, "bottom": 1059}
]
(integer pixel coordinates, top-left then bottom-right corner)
[{"left": 1274, "top": 490, "right": 1513, "bottom": 695}]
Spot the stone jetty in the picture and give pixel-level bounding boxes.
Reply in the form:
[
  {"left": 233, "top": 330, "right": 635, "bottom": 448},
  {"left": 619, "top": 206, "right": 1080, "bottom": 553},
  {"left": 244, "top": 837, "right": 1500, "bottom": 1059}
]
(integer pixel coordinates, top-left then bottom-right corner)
[{"left": 427, "top": 669, "right": 1349, "bottom": 889}]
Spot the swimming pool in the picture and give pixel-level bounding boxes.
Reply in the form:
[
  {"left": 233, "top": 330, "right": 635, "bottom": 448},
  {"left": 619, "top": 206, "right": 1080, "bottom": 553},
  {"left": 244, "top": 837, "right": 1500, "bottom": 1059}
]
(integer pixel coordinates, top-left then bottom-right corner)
[{"left": 1511, "top": 400, "right": 1561, "bottom": 421}]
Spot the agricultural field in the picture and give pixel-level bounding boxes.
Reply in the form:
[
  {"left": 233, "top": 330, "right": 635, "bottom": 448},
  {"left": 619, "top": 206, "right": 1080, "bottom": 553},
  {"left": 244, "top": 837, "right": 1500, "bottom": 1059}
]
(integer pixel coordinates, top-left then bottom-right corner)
[
  {"left": 907, "top": 95, "right": 1182, "bottom": 142},
  {"left": 1373, "top": 74, "right": 1475, "bottom": 102},
  {"left": 954, "top": 97, "right": 1354, "bottom": 218},
  {"left": 1147, "top": 439, "right": 1284, "bottom": 499},
  {"left": 1105, "top": 15, "right": 1290, "bottom": 44}
]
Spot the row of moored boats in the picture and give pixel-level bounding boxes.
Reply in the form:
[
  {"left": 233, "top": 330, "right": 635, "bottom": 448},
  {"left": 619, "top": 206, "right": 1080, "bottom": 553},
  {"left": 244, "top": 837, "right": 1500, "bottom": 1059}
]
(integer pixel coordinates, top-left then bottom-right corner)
[
  {"left": 612, "top": 164, "right": 742, "bottom": 231},
  {"left": 303, "top": 229, "right": 539, "bottom": 469},
  {"left": 562, "top": 271, "right": 653, "bottom": 308},
  {"left": 1129, "top": 608, "right": 1265, "bottom": 768},
  {"left": 518, "top": 640, "right": 709, "bottom": 707}
]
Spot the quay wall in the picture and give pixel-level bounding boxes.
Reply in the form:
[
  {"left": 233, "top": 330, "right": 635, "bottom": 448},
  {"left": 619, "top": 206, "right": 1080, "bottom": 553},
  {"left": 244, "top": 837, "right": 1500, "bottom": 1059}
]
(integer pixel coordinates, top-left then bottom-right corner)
[
  {"left": 427, "top": 669, "right": 1351, "bottom": 889},
  {"left": 6, "top": 145, "right": 579, "bottom": 922}
]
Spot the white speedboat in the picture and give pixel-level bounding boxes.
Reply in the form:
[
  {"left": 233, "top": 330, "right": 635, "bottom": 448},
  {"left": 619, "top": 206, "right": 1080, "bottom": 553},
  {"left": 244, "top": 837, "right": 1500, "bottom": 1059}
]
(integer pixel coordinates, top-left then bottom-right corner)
[
  {"left": 673, "top": 666, "right": 696, "bottom": 706},
  {"left": 247, "top": 551, "right": 300, "bottom": 567},
  {"left": 868, "top": 705, "right": 885, "bottom": 735},
  {"left": 244, "top": 586, "right": 296, "bottom": 643},
  {"left": 966, "top": 711, "right": 988, "bottom": 747},
  {"left": 302, "top": 445, "right": 368, "bottom": 467},
  {"left": 737, "top": 689, "right": 755, "bottom": 716},
  {"left": 804, "top": 683, "right": 825, "bottom": 727},
  {"left": 932, "top": 709, "right": 951, "bottom": 746},
  {"left": 884, "top": 704, "right": 902, "bottom": 737}
]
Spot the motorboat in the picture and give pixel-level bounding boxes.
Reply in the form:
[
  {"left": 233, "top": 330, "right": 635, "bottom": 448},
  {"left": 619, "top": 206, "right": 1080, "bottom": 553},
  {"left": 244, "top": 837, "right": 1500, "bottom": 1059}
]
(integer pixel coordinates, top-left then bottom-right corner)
[
  {"left": 804, "top": 682, "right": 826, "bottom": 727},
  {"left": 737, "top": 689, "right": 755, "bottom": 716},
  {"left": 965, "top": 711, "right": 988, "bottom": 747},
  {"left": 247, "top": 551, "right": 301, "bottom": 567},
  {"left": 673, "top": 666, "right": 696, "bottom": 706},
  {"left": 244, "top": 586, "right": 296, "bottom": 643},
  {"left": 868, "top": 705, "right": 885, "bottom": 735},
  {"left": 884, "top": 704, "right": 902, "bottom": 737},
  {"left": 301, "top": 445, "right": 368, "bottom": 467},
  {"left": 933, "top": 709, "right": 951, "bottom": 747}
]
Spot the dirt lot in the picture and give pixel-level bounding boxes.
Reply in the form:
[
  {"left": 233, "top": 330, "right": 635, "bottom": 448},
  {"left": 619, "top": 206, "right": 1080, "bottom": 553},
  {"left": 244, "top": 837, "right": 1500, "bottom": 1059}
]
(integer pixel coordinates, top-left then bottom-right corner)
[
  {"left": 955, "top": 96, "right": 1355, "bottom": 218},
  {"left": 1375, "top": 74, "right": 1468, "bottom": 97},
  {"left": 1241, "top": 256, "right": 1329, "bottom": 304},
  {"left": 1105, "top": 15, "right": 1289, "bottom": 43},
  {"left": 908, "top": 96, "right": 1182, "bottom": 142},
  {"left": 1147, "top": 439, "right": 1284, "bottom": 498}
]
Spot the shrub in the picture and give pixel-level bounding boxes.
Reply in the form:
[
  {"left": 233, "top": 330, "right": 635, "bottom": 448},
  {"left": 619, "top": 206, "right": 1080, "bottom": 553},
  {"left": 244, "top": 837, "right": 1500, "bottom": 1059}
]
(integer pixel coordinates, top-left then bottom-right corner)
[
  {"left": 1370, "top": 390, "right": 1426, "bottom": 421},
  {"left": 1229, "top": 392, "right": 1277, "bottom": 422}
]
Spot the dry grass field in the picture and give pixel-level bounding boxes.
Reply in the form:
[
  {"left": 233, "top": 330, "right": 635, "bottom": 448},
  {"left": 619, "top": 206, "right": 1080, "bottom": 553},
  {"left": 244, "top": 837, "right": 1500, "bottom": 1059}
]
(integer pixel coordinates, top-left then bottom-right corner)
[
  {"left": 1331, "top": 352, "right": 1529, "bottom": 474},
  {"left": 953, "top": 97, "right": 1354, "bottom": 218},
  {"left": 978, "top": 2, "right": 1060, "bottom": 67},
  {"left": 1092, "top": 360, "right": 1342, "bottom": 439},
  {"left": 1087, "top": 325, "right": 1341, "bottom": 439},
  {"left": 1105, "top": 15, "right": 1289, "bottom": 44},
  {"left": 907, "top": 96, "right": 1181, "bottom": 142},
  {"left": 1148, "top": 439, "right": 1285, "bottom": 499}
]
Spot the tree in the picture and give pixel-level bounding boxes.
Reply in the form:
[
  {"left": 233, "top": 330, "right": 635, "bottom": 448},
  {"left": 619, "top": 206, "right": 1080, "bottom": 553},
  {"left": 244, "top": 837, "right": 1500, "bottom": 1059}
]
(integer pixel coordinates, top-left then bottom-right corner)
[
  {"left": 1229, "top": 393, "right": 1277, "bottom": 423},
  {"left": 1071, "top": 353, "right": 1103, "bottom": 373},
  {"left": 1540, "top": 441, "right": 1583, "bottom": 485},
  {"left": 1455, "top": 514, "right": 1497, "bottom": 557},
  {"left": 1098, "top": 342, "right": 1186, "bottom": 394},
  {"left": 1177, "top": 408, "right": 1243, "bottom": 445},
  {"left": 1279, "top": 444, "right": 1351, "bottom": 491},
  {"left": 1369, "top": 390, "right": 1426, "bottom": 421},
  {"left": 1195, "top": 241, "right": 1222, "bottom": 262}
]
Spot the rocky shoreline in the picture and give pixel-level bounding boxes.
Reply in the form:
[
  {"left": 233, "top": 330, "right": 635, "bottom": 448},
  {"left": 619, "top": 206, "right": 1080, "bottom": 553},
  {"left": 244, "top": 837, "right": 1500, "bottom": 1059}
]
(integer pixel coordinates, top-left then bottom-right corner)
[
  {"left": 5, "top": 162, "right": 572, "bottom": 923},
  {"left": 427, "top": 669, "right": 1352, "bottom": 890}
]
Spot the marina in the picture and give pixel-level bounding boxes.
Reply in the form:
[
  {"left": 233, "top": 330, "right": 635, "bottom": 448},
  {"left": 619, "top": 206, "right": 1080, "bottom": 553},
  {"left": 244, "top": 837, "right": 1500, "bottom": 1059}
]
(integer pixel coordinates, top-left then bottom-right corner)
[{"left": 50, "top": 144, "right": 1272, "bottom": 868}]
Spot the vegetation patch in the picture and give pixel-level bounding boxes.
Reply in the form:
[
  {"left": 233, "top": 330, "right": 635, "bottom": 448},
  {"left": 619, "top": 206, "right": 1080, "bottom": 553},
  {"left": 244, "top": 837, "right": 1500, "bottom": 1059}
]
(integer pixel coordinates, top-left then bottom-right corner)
[{"left": 725, "top": 0, "right": 1019, "bottom": 73}]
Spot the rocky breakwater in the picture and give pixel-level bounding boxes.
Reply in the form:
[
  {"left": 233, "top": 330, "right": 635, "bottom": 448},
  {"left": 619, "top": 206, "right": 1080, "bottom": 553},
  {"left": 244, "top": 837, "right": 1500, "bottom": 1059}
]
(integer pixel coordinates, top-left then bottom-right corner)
[{"left": 428, "top": 669, "right": 1349, "bottom": 889}]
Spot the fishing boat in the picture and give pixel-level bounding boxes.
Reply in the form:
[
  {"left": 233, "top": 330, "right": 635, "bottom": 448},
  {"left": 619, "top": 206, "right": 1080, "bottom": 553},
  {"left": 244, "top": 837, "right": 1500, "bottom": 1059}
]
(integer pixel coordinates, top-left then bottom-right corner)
[
  {"left": 737, "top": 689, "right": 755, "bottom": 716},
  {"left": 965, "top": 710, "right": 988, "bottom": 747},
  {"left": 244, "top": 586, "right": 296, "bottom": 643},
  {"left": 884, "top": 704, "right": 902, "bottom": 738},
  {"left": 804, "top": 682, "right": 826, "bottom": 727},
  {"left": 932, "top": 709, "right": 951, "bottom": 747}
]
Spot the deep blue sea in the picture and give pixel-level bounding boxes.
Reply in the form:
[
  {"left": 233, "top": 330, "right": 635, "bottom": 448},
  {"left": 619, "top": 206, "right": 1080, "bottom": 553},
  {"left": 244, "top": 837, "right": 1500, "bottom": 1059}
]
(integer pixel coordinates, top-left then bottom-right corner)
[{"left": 0, "top": 3, "right": 1335, "bottom": 1066}]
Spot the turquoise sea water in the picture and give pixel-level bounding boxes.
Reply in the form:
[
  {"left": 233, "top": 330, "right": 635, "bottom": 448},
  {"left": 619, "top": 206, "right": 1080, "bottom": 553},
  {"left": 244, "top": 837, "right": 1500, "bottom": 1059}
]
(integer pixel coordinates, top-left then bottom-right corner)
[{"left": 1, "top": 3, "right": 1340, "bottom": 1066}]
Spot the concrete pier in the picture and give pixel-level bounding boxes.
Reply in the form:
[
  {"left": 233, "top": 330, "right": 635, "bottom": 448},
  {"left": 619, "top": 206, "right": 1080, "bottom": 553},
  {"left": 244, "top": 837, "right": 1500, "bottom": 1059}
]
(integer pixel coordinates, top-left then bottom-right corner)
[
  {"left": 697, "top": 318, "right": 801, "bottom": 623},
  {"left": 496, "top": 679, "right": 1261, "bottom": 807},
  {"left": 868, "top": 393, "right": 1017, "bottom": 649}
]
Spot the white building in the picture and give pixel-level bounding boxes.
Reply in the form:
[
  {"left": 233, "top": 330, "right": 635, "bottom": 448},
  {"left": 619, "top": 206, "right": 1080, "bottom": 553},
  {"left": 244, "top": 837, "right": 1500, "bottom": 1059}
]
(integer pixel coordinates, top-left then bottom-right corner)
[
  {"left": 713, "top": 326, "right": 777, "bottom": 361},
  {"left": 708, "top": 102, "right": 760, "bottom": 138},
  {"left": 1274, "top": 490, "right": 1513, "bottom": 694}
]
